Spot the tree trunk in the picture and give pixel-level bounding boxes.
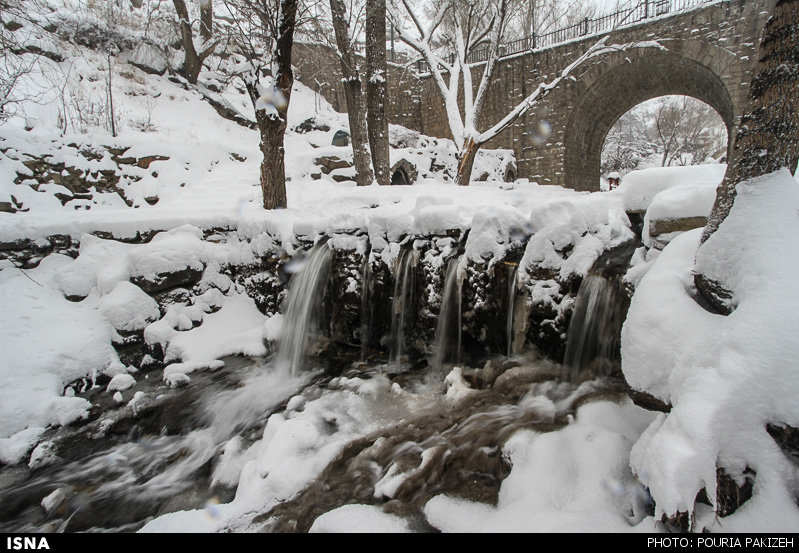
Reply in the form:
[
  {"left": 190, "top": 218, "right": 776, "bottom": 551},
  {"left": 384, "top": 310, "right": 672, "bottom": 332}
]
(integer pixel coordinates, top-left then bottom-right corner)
[
  {"left": 695, "top": 0, "right": 799, "bottom": 313},
  {"left": 200, "top": 0, "right": 213, "bottom": 42},
  {"left": 248, "top": 0, "right": 298, "bottom": 210},
  {"left": 172, "top": 0, "right": 202, "bottom": 84},
  {"left": 456, "top": 139, "right": 480, "bottom": 186},
  {"left": 330, "top": 0, "right": 374, "bottom": 187},
  {"left": 365, "top": 0, "right": 390, "bottom": 186},
  {"left": 257, "top": 116, "right": 289, "bottom": 209}
]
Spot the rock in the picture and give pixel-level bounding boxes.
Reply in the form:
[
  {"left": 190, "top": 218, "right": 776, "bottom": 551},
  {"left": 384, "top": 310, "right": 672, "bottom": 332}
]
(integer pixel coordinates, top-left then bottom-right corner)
[
  {"left": 625, "top": 382, "right": 672, "bottom": 413},
  {"left": 716, "top": 466, "right": 755, "bottom": 518},
  {"left": 131, "top": 266, "right": 204, "bottom": 294},
  {"left": 294, "top": 117, "right": 331, "bottom": 134},
  {"left": 390, "top": 158, "right": 418, "bottom": 185},
  {"left": 332, "top": 173, "right": 355, "bottom": 183},
  {"left": 315, "top": 156, "right": 352, "bottom": 173},
  {"left": 107, "top": 373, "right": 136, "bottom": 392},
  {"left": 136, "top": 155, "right": 169, "bottom": 169},
  {"left": 144, "top": 195, "right": 159, "bottom": 205},
  {"left": 332, "top": 130, "right": 350, "bottom": 147},
  {"left": 649, "top": 216, "right": 708, "bottom": 237},
  {"left": 125, "top": 42, "right": 168, "bottom": 76},
  {"left": 767, "top": 423, "right": 799, "bottom": 464}
]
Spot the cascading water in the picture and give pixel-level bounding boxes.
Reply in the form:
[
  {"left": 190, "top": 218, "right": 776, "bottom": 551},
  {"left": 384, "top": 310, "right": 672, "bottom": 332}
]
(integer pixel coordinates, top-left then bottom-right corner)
[
  {"left": 359, "top": 257, "right": 372, "bottom": 361},
  {"left": 389, "top": 247, "right": 417, "bottom": 371},
  {"left": 562, "top": 241, "right": 639, "bottom": 382},
  {"left": 430, "top": 255, "right": 464, "bottom": 378},
  {"left": 505, "top": 263, "right": 519, "bottom": 358},
  {"left": 276, "top": 241, "right": 333, "bottom": 376}
]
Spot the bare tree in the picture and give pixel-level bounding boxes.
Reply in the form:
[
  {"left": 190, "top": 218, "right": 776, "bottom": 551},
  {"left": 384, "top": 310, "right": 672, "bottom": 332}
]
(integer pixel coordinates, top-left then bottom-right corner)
[
  {"left": 328, "top": 0, "right": 374, "bottom": 186},
  {"left": 222, "top": 0, "right": 302, "bottom": 209},
  {"left": 695, "top": 0, "right": 799, "bottom": 313},
  {"left": 365, "top": 0, "right": 390, "bottom": 185},
  {"left": 172, "top": 0, "right": 218, "bottom": 84},
  {"left": 388, "top": 0, "right": 659, "bottom": 186},
  {"left": 0, "top": 0, "right": 48, "bottom": 123}
]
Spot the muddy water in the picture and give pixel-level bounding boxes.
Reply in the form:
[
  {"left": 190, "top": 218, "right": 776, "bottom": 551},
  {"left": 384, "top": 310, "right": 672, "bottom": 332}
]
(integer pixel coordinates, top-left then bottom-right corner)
[
  {"left": 0, "top": 357, "right": 309, "bottom": 533},
  {"left": 0, "top": 353, "right": 627, "bottom": 533},
  {"left": 256, "top": 360, "right": 627, "bottom": 533}
]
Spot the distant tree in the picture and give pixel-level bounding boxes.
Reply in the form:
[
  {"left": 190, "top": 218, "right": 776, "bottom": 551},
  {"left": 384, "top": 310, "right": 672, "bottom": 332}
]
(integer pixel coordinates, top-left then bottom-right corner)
[
  {"left": 365, "top": 0, "right": 390, "bottom": 185},
  {"left": 601, "top": 109, "right": 650, "bottom": 175},
  {"left": 388, "top": 0, "right": 659, "bottom": 186},
  {"left": 695, "top": 0, "right": 799, "bottom": 313},
  {"left": 328, "top": 0, "right": 374, "bottom": 186},
  {"left": 222, "top": 0, "right": 301, "bottom": 209},
  {"left": 172, "top": 0, "right": 218, "bottom": 84}
]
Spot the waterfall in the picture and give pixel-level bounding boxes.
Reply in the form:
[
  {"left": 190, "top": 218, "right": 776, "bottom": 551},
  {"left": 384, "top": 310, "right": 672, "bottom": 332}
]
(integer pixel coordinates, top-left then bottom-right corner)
[
  {"left": 276, "top": 241, "right": 333, "bottom": 376},
  {"left": 359, "top": 256, "right": 372, "bottom": 361},
  {"left": 389, "top": 247, "right": 417, "bottom": 370},
  {"left": 562, "top": 241, "right": 638, "bottom": 381},
  {"left": 506, "top": 263, "right": 519, "bottom": 358},
  {"left": 430, "top": 254, "right": 464, "bottom": 378}
]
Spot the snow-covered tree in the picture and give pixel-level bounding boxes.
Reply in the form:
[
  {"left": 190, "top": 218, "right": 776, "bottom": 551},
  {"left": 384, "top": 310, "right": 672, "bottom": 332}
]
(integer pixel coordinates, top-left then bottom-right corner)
[
  {"left": 222, "top": 0, "right": 301, "bottom": 209},
  {"left": 172, "top": 0, "right": 218, "bottom": 84},
  {"left": 695, "top": 0, "right": 799, "bottom": 314},
  {"left": 328, "top": 0, "right": 374, "bottom": 186},
  {"left": 365, "top": 0, "right": 390, "bottom": 186},
  {"left": 388, "top": 0, "right": 661, "bottom": 186}
]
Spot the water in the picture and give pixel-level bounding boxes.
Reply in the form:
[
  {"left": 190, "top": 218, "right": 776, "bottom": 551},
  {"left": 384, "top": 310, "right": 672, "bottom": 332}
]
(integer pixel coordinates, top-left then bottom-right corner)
[
  {"left": 255, "top": 360, "right": 621, "bottom": 533},
  {"left": 276, "top": 241, "right": 333, "bottom": 376},
  {"left": 563, "top": 241, "right": 638, "bottom": 381},
  {"left": 359, "top": 257, "right": 372, "bottom": 361},
  {"left": 430, "top": 255, "right": 464, "bottom": 378},
  {"left": 389, "top": 247, "right": 417, "bottom": 370},
  {"left": 506, "top": 263, "right": 519, "bottom": 357},
  {"left": 0, "top": 357, "right": 310, "bottom": 533},
  {"left": 0, "top": 238, "right": 640, "bottom": 533}
]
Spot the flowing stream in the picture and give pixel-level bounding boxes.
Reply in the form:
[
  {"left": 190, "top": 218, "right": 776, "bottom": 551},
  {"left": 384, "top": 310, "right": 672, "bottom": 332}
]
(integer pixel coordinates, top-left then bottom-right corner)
[
  {"left": 563, "top": 241, "right": 638, "bottom": 381},
  {"left": 430, "top": 255, "right": 464, "bottom": 379},
  {"left": 277, "top": 241, "right": 333, "bottom": 376},
  {"left": 0, "top": 240, "right": 637, "bottom": 533},
  {"left": 389, "top": 247, "right": 417, "bottom": 370}
]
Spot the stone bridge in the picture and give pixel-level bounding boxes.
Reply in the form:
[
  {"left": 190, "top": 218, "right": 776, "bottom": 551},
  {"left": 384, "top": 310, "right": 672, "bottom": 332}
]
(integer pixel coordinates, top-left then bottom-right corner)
[{"left": 293, "top": 0, "right": 775, "bottom": 191}]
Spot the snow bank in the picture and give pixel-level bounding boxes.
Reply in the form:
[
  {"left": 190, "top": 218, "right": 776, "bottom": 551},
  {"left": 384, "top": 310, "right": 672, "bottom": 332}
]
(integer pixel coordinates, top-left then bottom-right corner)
[
  {"left": 623, "top": 168, "right": 799, "bottom": 530},
  {"left": 609, "top": 164, "right": 726, "bottom": 212},
  {"left": 310, "top": 504, "right": 413, "bottom": 533},
  {"left": 0, "top": 254, "right": 118, "bottom": 459},
  {"left": 422, "top": 401, "right": 656, "bottom": 532}
]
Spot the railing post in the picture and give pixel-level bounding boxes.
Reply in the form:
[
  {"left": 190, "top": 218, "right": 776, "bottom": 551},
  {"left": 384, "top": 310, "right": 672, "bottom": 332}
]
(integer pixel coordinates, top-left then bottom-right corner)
[{"left": 644, "top": 0, "right": 649, "bottom": 18}]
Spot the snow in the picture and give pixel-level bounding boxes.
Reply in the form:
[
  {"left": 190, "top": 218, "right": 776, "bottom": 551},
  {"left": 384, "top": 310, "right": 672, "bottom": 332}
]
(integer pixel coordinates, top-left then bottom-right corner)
[
  {"left": 0, "top": 254, "right": 118, "bottom": 447},
  {"left": 310, "top": 504, "right": 413, "bottom": 533},
  {"left": 106, "top": 373, "right": 136, "bottom": 392},
  {"left": 422, "top": 400, "right": 656, "bottom": 532},
  {"left": 2, "top": 6, "right": 797, "bottom": 534},
  {"left": 623, "top": 169, "right": 799, "bottom": 530},
  {"left": 98, "top": 280, "right": 160, "bottom": 332},
  {"left": 608, "top": 164, "right": 726, "bottom": 213},
  {"left": 643, "top": 183, "right": 719, "bottom": 248},
  {"left": 162, "top": 293, "right": 268, "bottom": 363}
]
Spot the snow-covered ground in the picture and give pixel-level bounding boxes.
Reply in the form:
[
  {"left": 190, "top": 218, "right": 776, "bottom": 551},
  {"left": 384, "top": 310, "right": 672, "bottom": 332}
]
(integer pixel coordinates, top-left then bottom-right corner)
[{"left": 2, "top": 5, "right": 799, "bottom": 533}]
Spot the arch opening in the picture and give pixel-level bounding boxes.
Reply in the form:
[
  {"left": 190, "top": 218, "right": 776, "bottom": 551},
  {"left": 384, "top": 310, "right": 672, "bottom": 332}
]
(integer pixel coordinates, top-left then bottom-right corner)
[
  {"left": 563, "top": 52, "right": 735, "bottom": 191},
  {"left": 392, "top": 168, "right": 410, "bottom": 186},
  {"left": 600, "top": 95, "right": 729, "bottom": 190}
]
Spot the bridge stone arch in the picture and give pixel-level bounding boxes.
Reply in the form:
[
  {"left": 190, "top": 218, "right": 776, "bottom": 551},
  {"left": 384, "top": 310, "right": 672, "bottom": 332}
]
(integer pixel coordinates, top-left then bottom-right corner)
[
  {"left": 563, "top": 48, "right": 736, "bottom": 190},
  {"left": 292, "top": 0, "right": 776, "bottom": 191}
]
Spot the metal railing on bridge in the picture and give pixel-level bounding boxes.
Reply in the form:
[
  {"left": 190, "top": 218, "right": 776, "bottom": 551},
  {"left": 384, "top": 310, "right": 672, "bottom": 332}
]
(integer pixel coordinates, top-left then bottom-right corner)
[{"left": 414, "top": 0, "right": 727, "bottom": 74}]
